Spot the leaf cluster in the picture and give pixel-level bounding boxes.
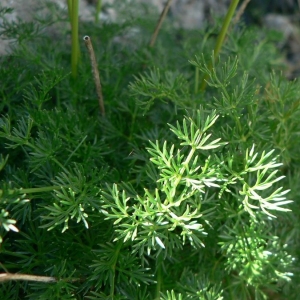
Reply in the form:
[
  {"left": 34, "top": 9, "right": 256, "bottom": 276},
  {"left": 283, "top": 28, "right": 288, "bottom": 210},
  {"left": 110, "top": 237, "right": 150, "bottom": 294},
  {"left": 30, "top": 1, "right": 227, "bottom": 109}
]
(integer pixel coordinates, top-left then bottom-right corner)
[{"left": 0, "top": 2, "right": 300, "bottom": 299}]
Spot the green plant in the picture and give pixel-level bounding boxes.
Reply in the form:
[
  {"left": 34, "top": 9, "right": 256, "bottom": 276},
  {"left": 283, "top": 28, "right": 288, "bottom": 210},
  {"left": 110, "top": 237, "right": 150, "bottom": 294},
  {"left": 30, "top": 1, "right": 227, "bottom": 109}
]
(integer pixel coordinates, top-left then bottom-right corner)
[
  {"left": 67, "top": 0, "right": 80, "bottom": 78},
  {"left": 0, "top": 1, "right": 300, "bottom": 299}
]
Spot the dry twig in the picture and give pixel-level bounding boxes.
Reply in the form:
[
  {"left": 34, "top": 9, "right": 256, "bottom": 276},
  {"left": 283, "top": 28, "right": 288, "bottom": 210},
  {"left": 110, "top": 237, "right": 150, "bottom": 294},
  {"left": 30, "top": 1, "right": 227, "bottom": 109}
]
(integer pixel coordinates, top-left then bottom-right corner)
[
  {"left": 0, "top": 273, "right": 56, "bottom": 283},
  {"left": 232, "top": 0, "right": 251, "bottom": 27},
  {"left": 149, "top": 0, "right": 173, "bottom": 47},
  {"left": 83, "top": 35, "right": 105, "bottom": 116}
]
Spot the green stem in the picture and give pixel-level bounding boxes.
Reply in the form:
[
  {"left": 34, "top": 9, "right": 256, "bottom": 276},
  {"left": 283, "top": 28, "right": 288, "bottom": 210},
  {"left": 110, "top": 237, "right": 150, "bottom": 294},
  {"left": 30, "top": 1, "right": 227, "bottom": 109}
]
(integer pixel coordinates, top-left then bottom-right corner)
[
  {"left": 155, "top": 261, "right": 162, "bottom": 300},
  {"left": 51, "top": 157, "right": 68, "bottom": 173},
  {"left": 170, "top": 147, "right": 196, "bottom": 199},
  {"left": 181, "top": 147, "right": 196, "bottom": 174},
  {"left": 64, "top": 135, "right": 87, "bottom": 166},
  {"left": 19, "top": 186, "right": 62, "bottom": 194},
  {"left": 95, "top": 0, "right": 102, "bottom": 23},
  {"left": 71, "top": 0, "right": 79, "bottom": 79},
  {"left": 213, "top": 0, "right": 240, "bottom": 61},
  {"left": 0, "top": 186, "right": 62, "bottom": 197},
  {"left": 110, "top": 241, "right": 123, "bottom": 299},
  {"left": 200, "top": 0, "right": 240, "bottom": 92}
]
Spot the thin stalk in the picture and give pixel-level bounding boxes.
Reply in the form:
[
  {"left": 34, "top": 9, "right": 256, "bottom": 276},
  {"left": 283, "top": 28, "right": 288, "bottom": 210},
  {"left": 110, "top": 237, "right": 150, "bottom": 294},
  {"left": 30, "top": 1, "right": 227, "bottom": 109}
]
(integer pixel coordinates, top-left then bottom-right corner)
[
  {"left": 83, "top": 35, "right": 105, "bottom": 116},
  {"left": 71, "top": 0, "right": 80, "bottom": 79},
  {"left": 149, "top": 0, "right": 173, "bottom": 47},
  {"left": 212, "top": 0, "right": 240, "bottom": 63},
  {"left": 0, "top": 186, "right": 63, "bottom": 197},
  {"left": 95, "top": 0, "right": 102, "bottom": 23},
  {"left": 18, "top": 186, "right": 62, "bottom": 194},
  {"left": 155, "top": 255, "right": 164, "bottom": 300},
  {"left": 200, "top": 0, "right": 240, "bottom": 92},
  {"left": 0, "top": 273, "right": 81, "bottom": 283},
  {"left": 0, "top": 273, "right": 56, "bottom": 283},
  {"left": 232, "top": 0, "right": 251, "bottom": 27},
  {"left": 51, "top": 156, "right": 69, "bottom": 173},
  {"left": 110, "top": 242, "right": 123, "bottom": 299},
  {"left": 155, "top": 264, "right": 162, "bottom": 300},
  {"left": 64, "top": 135, "right": 87, "bottom": 166}
]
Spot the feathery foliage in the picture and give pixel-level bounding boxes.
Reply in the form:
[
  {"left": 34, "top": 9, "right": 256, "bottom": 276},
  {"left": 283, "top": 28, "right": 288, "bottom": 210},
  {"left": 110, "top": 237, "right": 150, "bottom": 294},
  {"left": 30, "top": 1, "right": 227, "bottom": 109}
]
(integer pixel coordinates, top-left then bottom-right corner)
[{"left": 0, "top": 1, "right": 299, "bottom": 299}]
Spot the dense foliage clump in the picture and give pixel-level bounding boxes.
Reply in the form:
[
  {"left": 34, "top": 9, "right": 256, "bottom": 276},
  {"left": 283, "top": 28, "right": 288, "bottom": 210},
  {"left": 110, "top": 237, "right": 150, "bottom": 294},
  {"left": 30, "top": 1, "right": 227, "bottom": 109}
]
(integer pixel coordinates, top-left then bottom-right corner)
[{"left": 0, "top": 2, "right": 300, "bottom": 299}]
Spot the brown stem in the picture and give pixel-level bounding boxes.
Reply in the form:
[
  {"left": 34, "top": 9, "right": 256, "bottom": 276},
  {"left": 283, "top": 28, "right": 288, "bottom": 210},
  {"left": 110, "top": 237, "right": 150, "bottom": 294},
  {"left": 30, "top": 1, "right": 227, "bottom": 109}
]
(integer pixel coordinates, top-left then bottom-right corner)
[
  {"left": 232, "top": 0, "right": 251, "bottom": 27},
  {"left": 0, "top": 272, "right": 82, "bottom": 283},
  {"left": 149, "top": 0, "right": 173, "bottom": 48},
  {"left": 83, "top": 35, "right": 105, "bottom": 116},
  {"left": 0, "top": 273, "right": 56, "bottom": 283}
]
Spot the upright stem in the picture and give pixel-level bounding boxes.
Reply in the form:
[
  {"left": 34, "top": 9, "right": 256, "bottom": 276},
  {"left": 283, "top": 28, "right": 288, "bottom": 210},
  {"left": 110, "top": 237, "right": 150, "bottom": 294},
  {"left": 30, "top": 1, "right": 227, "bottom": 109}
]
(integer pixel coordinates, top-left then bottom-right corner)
[
  {"left": 213, "top": 0, "right": 240, "bottom": 61},
  {"left": 95, "top": 0, "right": 102, "bottom": 23},
  {"left": 155, "top": 261, "right": 163, "bottom": 300},
  {"left": 110, "top": 242, "right": 123, "bottom": 299},
  {"left": 200, "top": 0, "right": 240, "bottom": 92},
  {"left": 71, "top": 0, "right": 80, "bottom": 79}
]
